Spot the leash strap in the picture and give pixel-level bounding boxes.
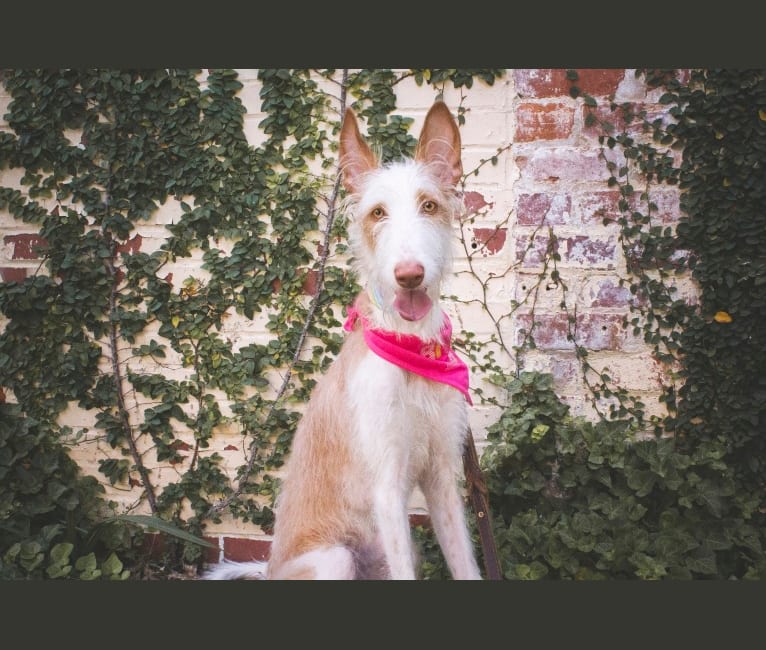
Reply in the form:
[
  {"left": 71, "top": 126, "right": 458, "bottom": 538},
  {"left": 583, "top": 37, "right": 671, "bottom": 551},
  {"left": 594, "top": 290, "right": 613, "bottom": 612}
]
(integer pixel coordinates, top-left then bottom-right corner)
[{"left": 462, "top": 428, "right": 503, "bottom": 580}]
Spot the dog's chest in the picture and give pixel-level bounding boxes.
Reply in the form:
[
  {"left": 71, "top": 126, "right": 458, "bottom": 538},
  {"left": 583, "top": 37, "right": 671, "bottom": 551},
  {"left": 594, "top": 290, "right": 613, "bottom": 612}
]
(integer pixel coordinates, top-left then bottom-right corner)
[{"left": 346, "top": 350, "right": 460, "bottom": 471}]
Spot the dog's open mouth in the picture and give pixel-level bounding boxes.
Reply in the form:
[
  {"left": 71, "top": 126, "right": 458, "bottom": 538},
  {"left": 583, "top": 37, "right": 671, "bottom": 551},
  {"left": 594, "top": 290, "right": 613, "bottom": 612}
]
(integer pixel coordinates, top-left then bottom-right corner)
[{"left": 393, "top": 288, "right": 432, "bottom": 321}]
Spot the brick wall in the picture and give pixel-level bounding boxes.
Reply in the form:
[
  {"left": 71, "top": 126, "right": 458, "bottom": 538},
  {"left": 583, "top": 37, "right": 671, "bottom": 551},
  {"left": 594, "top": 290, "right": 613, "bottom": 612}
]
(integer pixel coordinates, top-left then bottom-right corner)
[{"left": 0, "top": 70, "right": 686, "bottom": 564}]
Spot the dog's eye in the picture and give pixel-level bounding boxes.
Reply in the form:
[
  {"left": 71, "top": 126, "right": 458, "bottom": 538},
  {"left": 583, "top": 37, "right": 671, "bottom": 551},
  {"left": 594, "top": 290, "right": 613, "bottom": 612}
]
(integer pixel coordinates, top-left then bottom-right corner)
[
  {"left": 422, "top": 200, "right": 437, "bottom": 214},
  {"left": 371, "top": 207, "right": 385, "bottom": 220}
]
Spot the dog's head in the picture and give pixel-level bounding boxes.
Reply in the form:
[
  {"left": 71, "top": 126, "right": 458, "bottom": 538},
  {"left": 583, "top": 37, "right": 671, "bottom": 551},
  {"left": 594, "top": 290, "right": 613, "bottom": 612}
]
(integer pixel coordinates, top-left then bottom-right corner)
[{"left": 339, "top": 101, "right": 463, "bottom": 336}]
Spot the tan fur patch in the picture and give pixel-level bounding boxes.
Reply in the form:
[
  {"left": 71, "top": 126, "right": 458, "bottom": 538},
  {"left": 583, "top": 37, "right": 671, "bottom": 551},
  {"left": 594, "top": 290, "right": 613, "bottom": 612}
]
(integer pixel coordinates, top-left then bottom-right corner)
[
  {"left": 266, "top": 321, "right": 370, "bottom": 574},
  {"left": 417, "top": 190, "right": 453, "bottom": 227},
  {"left": 361, "top": 206, "right": 383, "bottom": 252}
]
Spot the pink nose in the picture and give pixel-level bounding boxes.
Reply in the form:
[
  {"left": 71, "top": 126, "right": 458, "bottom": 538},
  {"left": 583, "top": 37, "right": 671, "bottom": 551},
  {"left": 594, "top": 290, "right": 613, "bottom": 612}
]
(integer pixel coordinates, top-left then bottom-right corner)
[{"left": 394, "top": 261, "right": 425, "bottom": 289}]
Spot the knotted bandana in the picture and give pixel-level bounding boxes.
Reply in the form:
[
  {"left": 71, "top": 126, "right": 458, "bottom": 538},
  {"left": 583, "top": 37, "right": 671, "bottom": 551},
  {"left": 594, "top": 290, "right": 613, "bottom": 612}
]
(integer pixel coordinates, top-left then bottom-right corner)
[{"left": 343, "top": 304, "right": 472, "bottom": 405}]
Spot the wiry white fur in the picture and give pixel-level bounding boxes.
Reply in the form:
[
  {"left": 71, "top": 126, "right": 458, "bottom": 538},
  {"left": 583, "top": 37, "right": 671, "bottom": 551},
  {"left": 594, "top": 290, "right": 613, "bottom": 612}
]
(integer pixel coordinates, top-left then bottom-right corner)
[
  {"left": 345, "top": 159, "right": 460, "bottom": 340},
  {"left": 204, "top": 559, "right": 267, "bottom": 580},
  {"left": 203, "top": 101, "right": 481, "bottom": 580}
]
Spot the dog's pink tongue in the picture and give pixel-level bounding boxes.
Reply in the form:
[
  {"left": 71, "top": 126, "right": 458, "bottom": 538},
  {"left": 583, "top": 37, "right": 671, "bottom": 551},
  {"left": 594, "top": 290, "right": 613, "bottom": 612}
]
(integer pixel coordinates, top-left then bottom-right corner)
[{"left": 394, "top": 289, "right": 432, "bottom": 321}]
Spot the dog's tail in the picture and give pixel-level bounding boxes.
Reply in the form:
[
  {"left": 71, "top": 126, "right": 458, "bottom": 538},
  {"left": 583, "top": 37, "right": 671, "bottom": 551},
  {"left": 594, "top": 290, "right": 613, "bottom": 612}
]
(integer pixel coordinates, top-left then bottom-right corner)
[{"left": 201, "top": 560, "right": 268, "bottom": 580}]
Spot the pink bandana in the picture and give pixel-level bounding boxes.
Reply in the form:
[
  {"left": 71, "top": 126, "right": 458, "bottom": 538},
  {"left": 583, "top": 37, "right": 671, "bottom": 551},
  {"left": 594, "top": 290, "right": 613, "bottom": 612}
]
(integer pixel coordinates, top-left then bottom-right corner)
[{"left": 343, "top": 305, "right": 472, "bottom": 405}]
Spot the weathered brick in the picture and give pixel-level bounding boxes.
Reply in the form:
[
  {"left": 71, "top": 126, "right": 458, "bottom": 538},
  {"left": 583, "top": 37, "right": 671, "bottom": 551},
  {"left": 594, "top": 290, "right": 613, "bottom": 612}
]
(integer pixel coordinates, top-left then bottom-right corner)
[
  {"left": 575, "top": 191, "right": 624, "bottom": 224},
  {"left": 582, "top": 276, "right": 635, "bottom": 308},
  {"left": 641, "top": 188, "right": 682, "bottom": 224},
  {"left": 588, "top": 354, "right": 666, "bottom": 391},
  {"left": 516, "top": 147, "right": 613, "bottom": 183},
  {"left": 516, "top": 193, "right": 572, "bottom": 226},
  {"left": 515, "top": 232, "right": 616, "bottom": 269},
  {"left": 3, "top": 234, "right": 48, "bottom": 259},
  {"left": 582, "top": 102, "right": 671, "bottom": 139},
  {"left": 456, "top": 110, "right": 509, "bottom": 147},
  {"left": 549, "top": 353, "right": 583, "bottom": 388},
  {"left": 514, "top": 272, "right": 578, "bottom": 311},
  {"left": 517, "top": 312, "right": 629, "bottom": 351},
  {"left": 575, "top": 189, "right": 681, "bottom": 225},
  {"left": 514, "top": 69, "right": 625, "bottom": 98},
  {"left": 515, "top": 102, "right": 574, "bottom": 142},
  {"left": 563, "top": 235, "right": 618, "bottom": 268},
  {"left": 516, "top": 312, "right": 571, "bottom": 350},
  {"left": 515, "top": 232, "right": 558, "bottom": 267}
]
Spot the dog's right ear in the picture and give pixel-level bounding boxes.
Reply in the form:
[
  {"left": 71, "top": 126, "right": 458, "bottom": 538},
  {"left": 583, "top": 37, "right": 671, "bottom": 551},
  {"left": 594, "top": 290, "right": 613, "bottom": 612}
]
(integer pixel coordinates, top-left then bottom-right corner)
[{"left": 339, "top": 107, "right": 377, "bottom": 195}]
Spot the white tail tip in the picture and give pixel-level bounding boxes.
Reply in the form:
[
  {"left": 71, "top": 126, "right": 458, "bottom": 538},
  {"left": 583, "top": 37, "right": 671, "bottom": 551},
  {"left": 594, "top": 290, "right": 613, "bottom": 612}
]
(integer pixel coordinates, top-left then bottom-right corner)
[{"left": 201, "top": 560, "right": 268, "bottom": 580}]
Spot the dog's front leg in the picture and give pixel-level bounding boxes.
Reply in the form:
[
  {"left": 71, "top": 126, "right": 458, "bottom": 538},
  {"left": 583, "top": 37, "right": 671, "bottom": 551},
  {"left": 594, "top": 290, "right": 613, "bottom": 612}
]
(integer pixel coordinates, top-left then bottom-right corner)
[
  {"left": 421, "top": 463, "right": 482, "bottom": 580},
  {"left": 373, "top": 467, "right": 417, "bottom": 580},
  {"left": 351, "top": 357, "right": 418, "bottom": 579},
  {"left": 420, "top": 413, "right": 483, "bottom": 580}
]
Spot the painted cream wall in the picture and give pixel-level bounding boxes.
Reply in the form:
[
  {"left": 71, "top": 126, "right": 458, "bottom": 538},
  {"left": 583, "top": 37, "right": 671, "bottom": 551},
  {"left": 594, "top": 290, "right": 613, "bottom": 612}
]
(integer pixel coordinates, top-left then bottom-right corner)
[{"left": 0, "top": 70, "right": 689, "bottom": 547}]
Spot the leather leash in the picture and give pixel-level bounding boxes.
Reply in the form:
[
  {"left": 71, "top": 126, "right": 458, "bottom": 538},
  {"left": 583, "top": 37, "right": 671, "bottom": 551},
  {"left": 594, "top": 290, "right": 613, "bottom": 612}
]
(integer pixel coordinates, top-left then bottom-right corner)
[{"left": 462, "top": 427, "right": 503, "bottom": 580}]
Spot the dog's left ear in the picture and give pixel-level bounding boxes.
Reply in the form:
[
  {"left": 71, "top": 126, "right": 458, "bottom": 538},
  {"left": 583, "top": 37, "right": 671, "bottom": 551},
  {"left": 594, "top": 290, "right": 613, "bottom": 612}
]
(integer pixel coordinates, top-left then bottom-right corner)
[
  {"left": 339, "top": 107, "right": 378, "bottom": 195},
  {"left": 415, "top": 101, "right": 463, "bottom": 188}
]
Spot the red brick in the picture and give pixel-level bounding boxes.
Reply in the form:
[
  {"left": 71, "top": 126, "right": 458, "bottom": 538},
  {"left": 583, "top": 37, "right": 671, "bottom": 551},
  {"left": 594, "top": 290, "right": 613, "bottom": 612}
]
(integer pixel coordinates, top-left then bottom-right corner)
[
  {"left": 3, "top": 234, "right": 48, "bottom": 260},
  {"left": 409, "top": 513, "right": 431, "bottom": 528},
  {"left": 471, "top": 227, "right": 507, "bottom": 256},
  {"left": 514, "top": 69, "right": 625, "bottom": 98},
  {"left": 302, "top": 269, "right": 319, "bottom": 296},
  {"left": 0, "top": 267, "right": 27, "bottom": 283},
  {"left": 203, "top": 537, "right": 222, "bottom": 565},
  {"left": 222, "top": 537, "right": 271, "bottom": 562},
  {"left": 516, "top": 193, "right": 572, "bottom": 226},
  {"left": 515, "top": 102, "right": 574, "bottom": 142}
]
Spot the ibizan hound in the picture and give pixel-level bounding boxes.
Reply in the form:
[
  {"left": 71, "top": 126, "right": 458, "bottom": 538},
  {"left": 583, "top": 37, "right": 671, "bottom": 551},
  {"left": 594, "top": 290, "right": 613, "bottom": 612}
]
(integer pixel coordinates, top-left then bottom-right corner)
[{"left": 205, "top": 101, "right": 481, "bottom": 580}]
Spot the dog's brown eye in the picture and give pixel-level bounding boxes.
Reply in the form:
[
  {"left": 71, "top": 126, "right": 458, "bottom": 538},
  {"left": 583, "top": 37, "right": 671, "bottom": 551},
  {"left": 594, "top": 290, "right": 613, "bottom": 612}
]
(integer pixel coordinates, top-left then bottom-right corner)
[
  {"left": 422, "top": 200, "right": 437, "bottom": 214},
  {"left": 371, "top": 207, "right": 385, "bottom": 220}
]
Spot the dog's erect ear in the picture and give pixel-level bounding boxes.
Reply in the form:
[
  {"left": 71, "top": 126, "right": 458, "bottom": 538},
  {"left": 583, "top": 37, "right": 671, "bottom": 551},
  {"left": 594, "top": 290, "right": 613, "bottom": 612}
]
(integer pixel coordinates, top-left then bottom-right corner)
[
  {"left": 415, "top": 101, "right": 463, "bottom": 188},
  {"left": 339, "top": 107, "right": 377, "bottom": 195}
]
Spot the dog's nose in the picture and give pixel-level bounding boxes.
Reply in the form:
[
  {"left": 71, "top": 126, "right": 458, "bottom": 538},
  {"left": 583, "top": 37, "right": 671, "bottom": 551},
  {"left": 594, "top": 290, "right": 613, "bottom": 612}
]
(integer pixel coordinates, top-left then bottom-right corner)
[{"left": 394, "top": 261, "right": 425, "bottom": 289}]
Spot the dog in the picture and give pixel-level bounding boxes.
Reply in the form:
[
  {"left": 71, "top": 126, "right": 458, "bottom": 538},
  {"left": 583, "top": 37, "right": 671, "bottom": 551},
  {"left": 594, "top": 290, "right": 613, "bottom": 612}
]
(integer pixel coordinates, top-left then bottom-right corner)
[{"left": 204, "top": 101, "right": 482, "bottom": 580}]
